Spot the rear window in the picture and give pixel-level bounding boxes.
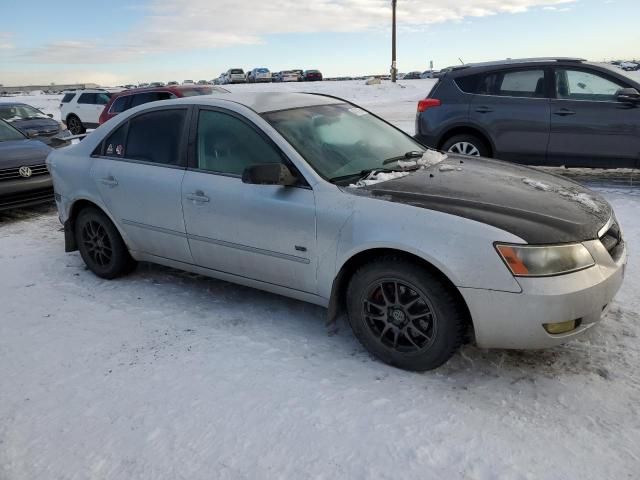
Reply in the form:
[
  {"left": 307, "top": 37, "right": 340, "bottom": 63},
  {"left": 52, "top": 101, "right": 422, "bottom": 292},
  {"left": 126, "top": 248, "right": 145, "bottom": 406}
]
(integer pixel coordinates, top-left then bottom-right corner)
[
  {"left": 478, "top": 69, "right": 546, "bottom": 98},
  {"left": 61, "top": 93, "right": 76, "bottom": 103},
  {"left": 78, "top": 92, "right": 112, "bottom": 105},
  {"left": 454, "top": 74, "right": 481, "bottom": 93},
  {"left": 129, "top": 91, "right": 174, "bottom": 108},
  {"left": 256, "top": 68, "right": 269, "bottom": 73},
  {"left": 109, "top": 96, "right": 129, "bottom": 114},
  {"left": 230, "top": 69, "right": 244, "bottom": 74},
  {"left": 180, "top": 87, "right": 218, "bottom": 97},
  {"left": 126, "top": 109, "right": 186, "bottom": 165}
]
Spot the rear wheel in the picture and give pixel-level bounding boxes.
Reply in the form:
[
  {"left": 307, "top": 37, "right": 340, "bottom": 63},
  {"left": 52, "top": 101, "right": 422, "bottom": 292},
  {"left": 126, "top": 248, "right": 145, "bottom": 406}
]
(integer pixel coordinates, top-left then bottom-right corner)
[
  {"left": 442, "top": 134, "right": 489, "bottom": 157},
  {"left": 346, "top": 257, "right": 465, "bottom": 371},
  {"left": 66, "top": 114, "right": 85, "bottom": 135},
  {"left": 75, "top": 207, "right": 136, "bottom": 279}
]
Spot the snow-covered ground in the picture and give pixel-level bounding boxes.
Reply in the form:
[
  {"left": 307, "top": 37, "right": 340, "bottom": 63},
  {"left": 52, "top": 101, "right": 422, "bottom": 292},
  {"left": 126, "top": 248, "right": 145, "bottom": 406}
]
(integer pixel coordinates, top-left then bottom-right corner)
[{"left": 1, "top": 79, "right": 639, "bottom": 479}]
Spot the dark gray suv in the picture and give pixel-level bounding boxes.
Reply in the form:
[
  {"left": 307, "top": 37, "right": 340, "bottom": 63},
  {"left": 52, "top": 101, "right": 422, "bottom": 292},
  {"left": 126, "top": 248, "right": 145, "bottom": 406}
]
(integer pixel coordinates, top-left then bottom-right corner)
[{"left": 415, "top": 58, "right": 640, "bottom": 168}]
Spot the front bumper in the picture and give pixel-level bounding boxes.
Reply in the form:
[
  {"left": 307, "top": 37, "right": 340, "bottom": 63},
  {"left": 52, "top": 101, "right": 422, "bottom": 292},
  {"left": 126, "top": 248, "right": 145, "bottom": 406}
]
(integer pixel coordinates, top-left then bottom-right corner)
[
  {"left": 0, "top": 175, "right": 54, "bottom": 211},
  {"left": 460, "top": 239, "right": 627, "bottom": 349}
]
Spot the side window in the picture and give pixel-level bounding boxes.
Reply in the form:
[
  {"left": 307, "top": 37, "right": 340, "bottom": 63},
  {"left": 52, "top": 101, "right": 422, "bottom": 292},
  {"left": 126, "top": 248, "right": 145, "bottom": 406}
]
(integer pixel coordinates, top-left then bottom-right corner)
[
  {"left": 479, "top": 69, "right": 545, "bottom": 97},
  {"left": 103, "top": 122, "right": 128, "bottom": 157},
  {"left": 196, "top": 110, "right": 283, "bottom": 175},
  {"left": 454, "top": 74, "right": 481, "bottom": 93},
  {"left": 125, "top": 109, "right": 186, "bottom": 165},
  {"left": 110, "top": 96, "right": 129, "bottom": 114},
  {"left": 61, "top": 93, "right": 76, "bottom": 103},
  {"left": 77, "top": 93, "right": 96, "bottom": 104},
  {"left": 95, "top": 93, "right": 112, "bottom": 105},
  {"left": 130, "top": 91, "right": 174, "bottom": 108},
  {"left": 555, "top": 69, "right": 624, "bottom": 101}
]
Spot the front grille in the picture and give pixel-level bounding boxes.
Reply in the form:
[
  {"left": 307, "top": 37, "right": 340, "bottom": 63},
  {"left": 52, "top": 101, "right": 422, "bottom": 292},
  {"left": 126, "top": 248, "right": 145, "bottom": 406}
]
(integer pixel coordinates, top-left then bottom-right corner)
[
  {"left": 0, "top": 187, "right": 54, "bottom": 210},
  {"left": 599, "top": 220, "right": 623, "bottom": 261},
  {"left": 0, "top": 164, "right": 49, "bottom": 181}
]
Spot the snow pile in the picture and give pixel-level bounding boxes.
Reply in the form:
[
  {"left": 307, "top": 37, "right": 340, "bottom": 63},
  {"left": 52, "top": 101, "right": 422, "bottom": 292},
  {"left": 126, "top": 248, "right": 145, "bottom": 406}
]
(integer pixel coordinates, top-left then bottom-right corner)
[
  {"left": 438, "top": 164, "right": 463, "bottom": 172},
  {"left": 350, "top": 170, "right": 410, "bottom": 187},
  {"left": 522, "top": 177, "right": 602, "bottom": 212}
]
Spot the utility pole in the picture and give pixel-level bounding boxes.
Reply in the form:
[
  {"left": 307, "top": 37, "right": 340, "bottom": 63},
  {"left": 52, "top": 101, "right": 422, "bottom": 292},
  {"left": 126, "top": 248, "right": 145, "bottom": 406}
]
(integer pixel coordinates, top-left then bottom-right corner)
[{"left": 391, "top": 0, "right": 397, "bottom": 82}]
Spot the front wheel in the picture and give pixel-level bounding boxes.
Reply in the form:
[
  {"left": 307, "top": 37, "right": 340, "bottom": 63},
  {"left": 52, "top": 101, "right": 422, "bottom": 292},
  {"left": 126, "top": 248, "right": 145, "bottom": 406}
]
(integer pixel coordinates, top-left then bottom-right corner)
[
  {"left": 346, "top": 257, "right": 465, "bottom": 371},
  {"left": 75, "top": 207, "right": 136, "bottom": 279},
  {"left": 441, "top": 134, "right": 489, "bottom": 157}
]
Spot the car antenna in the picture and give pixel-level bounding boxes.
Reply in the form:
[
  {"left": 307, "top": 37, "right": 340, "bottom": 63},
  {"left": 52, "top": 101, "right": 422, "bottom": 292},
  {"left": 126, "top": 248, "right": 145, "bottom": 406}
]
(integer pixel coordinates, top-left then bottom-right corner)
[{"left": 458, "top": 57, "right": 465, "bottom": 65}]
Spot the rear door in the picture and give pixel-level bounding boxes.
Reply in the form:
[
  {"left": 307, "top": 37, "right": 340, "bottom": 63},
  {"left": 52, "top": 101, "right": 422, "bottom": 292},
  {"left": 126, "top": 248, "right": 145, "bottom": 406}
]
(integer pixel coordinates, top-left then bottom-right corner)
[
  {"left": 469, "top": 67, "right": 551, "bottom": 164},
  {"left": 77, "top": 92, "right": 111, "bottom": 126},
  {"left": 547, "top": 67, "right": 640, "bottom": 168},
  {"left": 181, "top": 107, "right": 317, "bottom": 294},
  {"left": 91, "top": 107, "right": 192, "bottom": 263}
]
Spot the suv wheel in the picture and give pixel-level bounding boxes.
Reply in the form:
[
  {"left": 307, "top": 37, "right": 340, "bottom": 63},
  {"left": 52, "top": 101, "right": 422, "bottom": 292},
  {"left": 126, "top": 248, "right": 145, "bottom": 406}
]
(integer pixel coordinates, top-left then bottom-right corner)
[
  {"left": 442, "top": 134, "right": 489, "bottom": 157},
  {"left": 346, "top": 257, "right": 465, "bottom": 371},
  {"left": 75, "top": 207, "right": 136, "bottom": 279},
  {"left": 66, "top": 115, "right": 86, "bottom": 135}
]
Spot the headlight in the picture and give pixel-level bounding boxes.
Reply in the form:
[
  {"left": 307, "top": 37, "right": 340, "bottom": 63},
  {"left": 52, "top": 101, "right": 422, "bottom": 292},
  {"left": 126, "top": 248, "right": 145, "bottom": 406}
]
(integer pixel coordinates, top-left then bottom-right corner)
[{"left": 495, "top": 243, "right": 595, "bottom": 277}]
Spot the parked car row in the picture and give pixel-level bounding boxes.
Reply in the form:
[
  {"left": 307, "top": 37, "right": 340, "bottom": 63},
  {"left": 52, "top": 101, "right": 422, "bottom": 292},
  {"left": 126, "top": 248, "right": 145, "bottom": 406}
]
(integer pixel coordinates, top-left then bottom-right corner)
[
  {"left": 414, "top": 57, "right": 640, "bottom": 169},
  {"left": 216, "top": 68, "right": 323, "bottom": 84}
]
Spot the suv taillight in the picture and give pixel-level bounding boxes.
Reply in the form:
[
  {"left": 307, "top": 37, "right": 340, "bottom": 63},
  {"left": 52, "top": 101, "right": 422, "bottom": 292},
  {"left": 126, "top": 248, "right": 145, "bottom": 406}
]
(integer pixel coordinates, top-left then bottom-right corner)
[{"left": 417, "top": 98, "right": 441, "bottom": 112}]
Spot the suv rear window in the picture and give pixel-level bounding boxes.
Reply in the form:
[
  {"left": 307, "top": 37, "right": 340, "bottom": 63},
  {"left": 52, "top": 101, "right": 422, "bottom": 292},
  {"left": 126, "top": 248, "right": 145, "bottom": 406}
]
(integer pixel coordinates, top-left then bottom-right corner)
[
  {"left": 230, "top": 69, "right": 244, "bottom": 74},
  {"left": 109, "top": 96, "right": 129, "bottom": 114},
  {"left": 61, "top": 93, "right": 76, "bottom": 103},
  {"left": 78, "top": 92, "right": 112, "bottom": 105},
  {"left": 130, "top": 91, "right": 174, "bottom": 108},
  {"left": 479, "top": 69, "right": 546, "bottom": 98},
  {"left": 454, "top": 74, "right": 482, "bottom": 93}
]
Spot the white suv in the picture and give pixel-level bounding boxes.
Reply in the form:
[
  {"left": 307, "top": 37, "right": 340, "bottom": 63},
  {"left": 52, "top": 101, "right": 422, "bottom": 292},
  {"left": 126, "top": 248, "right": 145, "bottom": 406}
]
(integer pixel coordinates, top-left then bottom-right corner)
[{"left": 59, "top": 89, "right": 113, "bottom": 134}]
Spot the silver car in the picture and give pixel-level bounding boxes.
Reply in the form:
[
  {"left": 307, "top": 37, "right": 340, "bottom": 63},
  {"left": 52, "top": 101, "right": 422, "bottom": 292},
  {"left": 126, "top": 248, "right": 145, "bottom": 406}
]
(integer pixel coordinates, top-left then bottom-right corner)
[{"left": 47, "top": 93, "right": 626, "bottom": 371}]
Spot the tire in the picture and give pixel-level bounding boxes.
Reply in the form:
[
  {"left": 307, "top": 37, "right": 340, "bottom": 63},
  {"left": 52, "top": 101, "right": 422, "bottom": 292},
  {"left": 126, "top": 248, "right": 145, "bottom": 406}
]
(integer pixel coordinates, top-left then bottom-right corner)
[
  {"left": 441, "top": 134, "right": 490, "bottom": 157},
  {"left": 66, "top": 114, "right": 86, "bottom": 135},
  {"left": 346, "top": 257, "right": 465, "bottom": 371},
  {"left": 75, "top": 207, "right": 136, "bottom": 279}
]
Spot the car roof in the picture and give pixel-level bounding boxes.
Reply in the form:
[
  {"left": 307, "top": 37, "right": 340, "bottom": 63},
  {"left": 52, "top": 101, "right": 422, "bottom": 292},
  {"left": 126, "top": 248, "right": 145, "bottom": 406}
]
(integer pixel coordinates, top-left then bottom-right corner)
[
  {"left": 164, "top": 92, "right": 344, "bottom": 113},
  {"left": 111, "top": 84, "right": 226, "bottom": 97}
]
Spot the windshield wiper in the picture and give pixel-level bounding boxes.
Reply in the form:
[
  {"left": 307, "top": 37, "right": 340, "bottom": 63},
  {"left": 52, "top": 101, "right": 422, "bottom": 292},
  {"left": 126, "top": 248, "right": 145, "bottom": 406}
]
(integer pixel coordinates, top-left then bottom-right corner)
[
  {"left": 382, "top": 150, "right": 425, "bottom": 165},
  {"left": 329, "top": 165, "right": 419, "bottom": 185}
]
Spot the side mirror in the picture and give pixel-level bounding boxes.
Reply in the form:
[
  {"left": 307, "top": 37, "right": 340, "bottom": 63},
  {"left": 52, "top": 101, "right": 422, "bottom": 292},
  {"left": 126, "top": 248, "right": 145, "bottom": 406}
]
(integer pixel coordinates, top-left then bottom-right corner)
[
  {"left": 242, "top": 163, "right": 298, "bottom": 186},
  {"left": 47, "top": 113, "right": 54, "bottom": 118},
  {"left": 26, "top": 131, "right": 38, "bottom": 138},
  {"left": 616, "top": 87, "right": 640, "bottom": 104}
]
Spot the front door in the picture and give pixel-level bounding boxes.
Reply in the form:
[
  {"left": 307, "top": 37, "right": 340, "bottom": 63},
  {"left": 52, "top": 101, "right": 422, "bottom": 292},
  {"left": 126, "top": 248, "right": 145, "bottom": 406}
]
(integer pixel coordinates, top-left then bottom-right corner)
[
  {"left": 547, "top": 67, "right": 640, "bottom": 168},
  {"left": 91, "top": 107, "right": 192, "bottom": 263},
  {"left": 181, "top": 108, "right": 318, "bottom": 294},
  {"left": 469, "top": 67, "right": 550, "bottom": 164}
]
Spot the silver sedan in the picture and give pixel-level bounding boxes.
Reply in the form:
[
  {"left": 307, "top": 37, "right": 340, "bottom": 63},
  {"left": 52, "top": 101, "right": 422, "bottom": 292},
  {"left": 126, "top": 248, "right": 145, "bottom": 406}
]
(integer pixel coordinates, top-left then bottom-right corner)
[{"left": 46, "top": 93, "right": 626, "bottom": 371}]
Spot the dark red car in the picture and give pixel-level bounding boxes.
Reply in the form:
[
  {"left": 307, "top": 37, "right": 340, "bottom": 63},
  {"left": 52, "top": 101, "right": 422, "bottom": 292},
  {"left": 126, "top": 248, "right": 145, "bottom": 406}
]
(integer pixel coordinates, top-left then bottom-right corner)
[
  {"left": 303, "top": 70, "right": 323, "bottom": 82},
  {"left": 98, "top": 85, "right": 229, "bottom": 124}
]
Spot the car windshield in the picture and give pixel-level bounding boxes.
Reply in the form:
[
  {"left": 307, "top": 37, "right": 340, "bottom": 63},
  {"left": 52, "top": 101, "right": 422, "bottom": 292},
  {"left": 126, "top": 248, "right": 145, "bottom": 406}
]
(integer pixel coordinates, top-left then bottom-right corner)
[
  {"left": 0, "top": 120, "right": 25, "bottom": 142},
  {"left": 256, "top": 68, "right": 269, "bottom": 73},
  {"left": 0, "top": 104, "right": 49, "bottom": 122},
  {"left": 263, "top": 103, "right": 425, "bottom": 182}
]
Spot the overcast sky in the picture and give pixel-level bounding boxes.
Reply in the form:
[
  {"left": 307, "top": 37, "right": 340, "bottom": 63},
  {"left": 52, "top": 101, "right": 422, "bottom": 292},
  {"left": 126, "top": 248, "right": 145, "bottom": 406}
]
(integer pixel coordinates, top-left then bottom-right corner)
[{"left": 1, "top": 0, "right": 637, "bottom": 86}]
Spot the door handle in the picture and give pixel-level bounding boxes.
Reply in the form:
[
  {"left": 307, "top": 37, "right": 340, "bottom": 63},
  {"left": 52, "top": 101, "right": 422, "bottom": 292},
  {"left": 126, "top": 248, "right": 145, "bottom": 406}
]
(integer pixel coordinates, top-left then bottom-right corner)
[
  {"left": 186, "top": 191, "right": 210, "bottom": 203},
  {"left": 475, "top": 106, "right": 493, "bottom": 113},
  {"left": 100, "top": 175, "right": 118, "bottom": 187},
  {"left": 553, "top": 108, "right": 576, "bottom": 116}
]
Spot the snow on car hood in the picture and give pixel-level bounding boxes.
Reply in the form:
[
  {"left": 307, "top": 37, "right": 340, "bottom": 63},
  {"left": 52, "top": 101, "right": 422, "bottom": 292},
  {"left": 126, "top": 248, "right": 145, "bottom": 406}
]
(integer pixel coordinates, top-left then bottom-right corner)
[
  {"left": 345, "top": 155, "right": 612, "bottom": 244},
  {"left": 349, "top": 149, "right": 447, "bottom": 187}
]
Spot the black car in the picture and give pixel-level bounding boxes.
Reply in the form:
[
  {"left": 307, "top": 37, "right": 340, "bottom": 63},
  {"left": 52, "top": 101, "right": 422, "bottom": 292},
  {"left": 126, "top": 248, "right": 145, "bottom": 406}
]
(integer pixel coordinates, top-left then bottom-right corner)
[
  {"left": 0, "top": 119, "right": 54, "bottom": 211},
  {"left": 402, "top": 71, "right": 422, "bottom": 80},
  {"left": 0, "top": 102, "right": 66, "bottom": 146},
  {"left": 415, "top": 57, "right": 640, "bottom": 168}
]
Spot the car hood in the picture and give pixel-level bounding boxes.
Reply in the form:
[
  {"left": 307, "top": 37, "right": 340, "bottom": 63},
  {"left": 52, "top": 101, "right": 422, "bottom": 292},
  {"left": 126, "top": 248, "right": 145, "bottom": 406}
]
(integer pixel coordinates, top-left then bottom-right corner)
[
  {"left": 0, "top": 139, "right": 52, "bottom": 168},
  {"left": 346, "top": 156, "right": 611, "bottom": 244},
  {"left": 8, "top": 117, "right": 60, "bottom": 133}
]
